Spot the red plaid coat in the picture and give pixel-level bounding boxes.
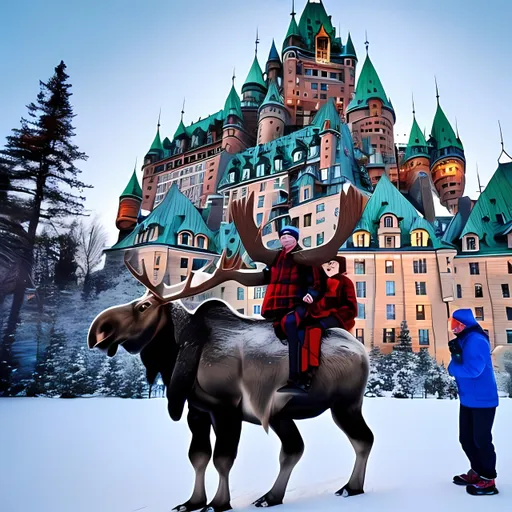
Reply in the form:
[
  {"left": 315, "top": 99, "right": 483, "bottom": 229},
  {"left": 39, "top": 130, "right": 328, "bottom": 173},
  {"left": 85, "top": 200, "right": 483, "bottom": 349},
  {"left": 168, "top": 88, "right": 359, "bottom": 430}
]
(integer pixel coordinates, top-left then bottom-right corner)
[
  {"left": 307, "top": 274, "right": 357, "bottom": 330},
  {"left": 261, "top": 249, "right": 324, "bottom": 319}
]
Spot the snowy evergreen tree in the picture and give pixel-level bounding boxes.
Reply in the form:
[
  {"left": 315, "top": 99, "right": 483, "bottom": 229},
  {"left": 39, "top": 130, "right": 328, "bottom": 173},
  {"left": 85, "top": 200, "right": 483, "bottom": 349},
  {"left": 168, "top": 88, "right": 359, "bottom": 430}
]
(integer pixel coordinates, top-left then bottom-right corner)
[
  {"left": 394, "top": 320, "right": 413, "bottom": 353},
  {"left": 415, "top": 348, "right": 437, "bottom": 398},
  {"left": 392, "top": 359, "right": 419, "bottom": 398},
  {"left": 425, "top": 362, "right": 457, "bottom": 399},
  {"left": 365, "top": 346, "right": 385, "bottom": 397}
]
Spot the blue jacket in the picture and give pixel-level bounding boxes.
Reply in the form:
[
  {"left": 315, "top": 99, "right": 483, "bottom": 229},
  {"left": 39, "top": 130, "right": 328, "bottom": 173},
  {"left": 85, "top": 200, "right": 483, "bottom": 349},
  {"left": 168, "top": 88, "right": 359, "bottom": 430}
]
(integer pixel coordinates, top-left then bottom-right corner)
[{"left": 448, "top": 309, "right": 498, "bottom": 408}]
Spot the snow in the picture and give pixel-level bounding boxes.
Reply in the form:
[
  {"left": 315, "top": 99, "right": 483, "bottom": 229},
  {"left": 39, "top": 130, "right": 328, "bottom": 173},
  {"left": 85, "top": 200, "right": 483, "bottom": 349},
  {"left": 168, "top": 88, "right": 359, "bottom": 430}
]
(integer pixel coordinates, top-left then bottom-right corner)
[{"left": 1, "top": 397, "right": 510, "bottom": 512}]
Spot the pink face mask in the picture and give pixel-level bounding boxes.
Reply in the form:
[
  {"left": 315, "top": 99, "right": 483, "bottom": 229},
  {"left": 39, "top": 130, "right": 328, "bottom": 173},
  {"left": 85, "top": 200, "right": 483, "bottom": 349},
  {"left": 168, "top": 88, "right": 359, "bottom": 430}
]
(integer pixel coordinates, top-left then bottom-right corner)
[{"left": 280, "top": 235, "right": 297, "bottom": 252}]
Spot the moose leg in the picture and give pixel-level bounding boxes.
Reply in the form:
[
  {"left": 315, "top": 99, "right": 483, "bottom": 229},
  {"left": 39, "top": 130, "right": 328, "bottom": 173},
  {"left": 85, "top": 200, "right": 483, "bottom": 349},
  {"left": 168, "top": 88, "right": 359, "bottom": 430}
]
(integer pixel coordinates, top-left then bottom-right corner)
[
  {"left": 173, "top": 407, "right": 212, "bottom": 512},
  {"left": 253, "top": 416, "right": 304, "bottom": 507},
  {"left": 201, "top": 406, "right": 242, "bottom": 512},
  {"left": 331, "top": 402, "right": 374, "bottom": 497}
]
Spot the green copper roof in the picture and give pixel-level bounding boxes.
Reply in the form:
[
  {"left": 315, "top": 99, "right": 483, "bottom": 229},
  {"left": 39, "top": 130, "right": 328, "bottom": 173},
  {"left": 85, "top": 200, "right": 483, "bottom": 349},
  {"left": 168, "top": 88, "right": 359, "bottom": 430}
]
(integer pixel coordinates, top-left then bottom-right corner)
[
  {"left": 431, "top": 102, "right": 463, "bottom": 151},
  {"left": 110, "top": 183, "right": 217, "bottom": 252},
  {"left": 344, "top": 32, "right": 357, "bottom": 58},
  {"left": 298, "top": 0, "right": 334, "bottom": 48},
  {"left": 404, "top": 116, "right": 429, "bottom": 162},
  {"left": 355, "top": 173, "right": 446, "bottom": 249},
  {"left": 312, "top": 97, "right": 341, "bottom": 132},
  {"left": 268, "top": 39, "right": 280, "bottom": 62},
  {"left": 346, "top": 54, "right": 394, "bottom": 115},
  {"left": 242, "top": 56, "right": 267, "bottom": 92},
  {"left": 284, "top": 14, "right": 300, "bottom": 42},
  {"left": 173, "top": 119, "right": 187, "bottom": 139},
  {"left": 260, "top": 80, "right": 283, "bottom": 108},
  {"left": 120, "top": 169, "right": 142, "bottom": 200},
  {"left": 148, "top": 127, "right": 163, "bottom": 153},
  {"left": 223, "top": 84, "right": 243, "bottom": 120},
  {"left": 460, "top": 162, "right": 512, "bottom": 252}
]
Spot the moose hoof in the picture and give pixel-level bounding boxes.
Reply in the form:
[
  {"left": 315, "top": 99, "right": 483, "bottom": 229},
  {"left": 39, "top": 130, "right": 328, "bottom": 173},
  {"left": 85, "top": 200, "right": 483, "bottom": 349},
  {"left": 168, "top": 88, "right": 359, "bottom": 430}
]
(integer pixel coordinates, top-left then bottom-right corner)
[
  {"left": 172, "top": 500, "right": 206, "bottom": 512},
  {"left": 253, "top": 493, "right": 283, "bottom": 507},
  {"left": 335, "top": 485, "right": 364, "bottom": 497}
]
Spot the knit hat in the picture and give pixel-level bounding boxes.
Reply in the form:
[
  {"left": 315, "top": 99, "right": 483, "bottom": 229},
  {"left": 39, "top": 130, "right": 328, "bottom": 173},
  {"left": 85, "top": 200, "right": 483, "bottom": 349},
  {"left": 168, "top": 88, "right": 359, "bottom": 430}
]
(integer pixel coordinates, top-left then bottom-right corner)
[{"left": 278, "top": 225, "right": 299, "bottom": 241}]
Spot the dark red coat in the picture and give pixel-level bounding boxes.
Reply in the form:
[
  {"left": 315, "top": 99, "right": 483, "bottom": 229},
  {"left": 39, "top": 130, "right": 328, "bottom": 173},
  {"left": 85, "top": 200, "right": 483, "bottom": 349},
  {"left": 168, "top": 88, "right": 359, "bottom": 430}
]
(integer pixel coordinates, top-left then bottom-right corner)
[
  {"left": 307, "top": 274, "right": 357, "bottom": 330},
  {"left": 261, "top": 249, "right": 324, "bottom": 319}
]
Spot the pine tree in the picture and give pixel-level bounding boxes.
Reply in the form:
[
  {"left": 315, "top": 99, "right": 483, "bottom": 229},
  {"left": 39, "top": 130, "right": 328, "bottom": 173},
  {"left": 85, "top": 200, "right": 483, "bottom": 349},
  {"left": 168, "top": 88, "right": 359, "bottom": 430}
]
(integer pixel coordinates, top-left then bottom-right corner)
[
  {"left": 0, "top": 61, "right": 90, "bottom": 394},
  {"left": 392, "top": 359, "right": 419, "bottom": 398},
  {"left": 394, "top": 320, "right": 413, "bottom": 352},
  {"left": 416, "top": 348, "right": 437, "bottom": 398},
  {"left": 365, "top": 346, "right": 385, "bottom": 397}
]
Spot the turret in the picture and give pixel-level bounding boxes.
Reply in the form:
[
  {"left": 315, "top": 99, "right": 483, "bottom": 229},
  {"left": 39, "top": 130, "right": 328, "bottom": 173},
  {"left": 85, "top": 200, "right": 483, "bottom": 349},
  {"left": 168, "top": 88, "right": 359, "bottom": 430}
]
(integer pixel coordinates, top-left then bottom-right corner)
[
  {"left": 241, "top": 55, "right": 267, "bottom": 108},
  {"left": 173, "top": 117, "right": 189, "bottom": 154},
  {"left": 312, "top": 98, "right": 342, "bottom": 168},
  {"left": 428, "top": 86, "right": 465, "bottom": 213},
  {"left": 282, "top": 1, "right": 302, "bottom": 52},
  {"left": 266, "top": 39, "right": 282, "bottom": 84},
  {"left": 222, "top": 81, "right": 252, "bottom": 154},
  {"left": 116, "top": 166, "right": 142, "bottom": 238},
  {"left": 257, "top": 80, "right": 288, "bottom": 144},
  {"left": 144, "top": 124, "right": 164, "bottom": 165}
]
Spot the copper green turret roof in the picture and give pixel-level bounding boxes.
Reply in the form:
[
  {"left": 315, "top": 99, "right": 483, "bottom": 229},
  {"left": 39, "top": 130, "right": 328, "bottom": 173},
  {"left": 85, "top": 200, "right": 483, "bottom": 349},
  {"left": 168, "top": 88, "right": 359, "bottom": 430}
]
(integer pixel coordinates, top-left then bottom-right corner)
[
  {"left": 431, "top": 102, "right": 464, "bottom": 151},
  {"left": 242, "top": 56, "right": 267, "bottom": 92},
  {"left": 298, "top": 0, "right": 334, "bottom": 47},
  {"left": 148, "top": 127, "right": 163, "bottom": 152},
  {"left": 344, "top": 32, "right": 357, "bottom": 58},
  {"left": 120, "top": 169, "right": 142, "bottom": 200},
  {"left": 268, "top": 39, "right": 280, "bottom": 62},
  {"left": 460, "top": 161, "right": 512, "bottom": 253},
  {"left": 284, "top": 13, "right": 300, "bottom": 42},
  {"left": 312, "top": 97, "right": 341, "bottom": 132},
  {"left": 173, "top": 119, "right": 187, "bottom": 139},
  {"left": 346, "top": 54, "right": 394, "bottom": 115},
  {"left": 404, "top": 116, "right": 429, "bottom": 162},
  {"left": 223, "top": 84, "right": 243, "bottom": 120},
  {"left": 260, "top": 80, "right": 283, "bottom": 109}
]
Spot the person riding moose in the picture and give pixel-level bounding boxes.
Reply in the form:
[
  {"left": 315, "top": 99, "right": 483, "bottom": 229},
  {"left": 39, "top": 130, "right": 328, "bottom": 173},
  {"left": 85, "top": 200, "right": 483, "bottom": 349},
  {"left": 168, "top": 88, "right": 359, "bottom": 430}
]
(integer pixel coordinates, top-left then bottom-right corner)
[
  {"left": 299, "top": 255, "right": 358, "bottom": 387},
  {"left": 259, "top": 224, "right": 326, "bottom": 393},
  {"left": 230, "top": 186, "right": 366, "bottom": 394}
]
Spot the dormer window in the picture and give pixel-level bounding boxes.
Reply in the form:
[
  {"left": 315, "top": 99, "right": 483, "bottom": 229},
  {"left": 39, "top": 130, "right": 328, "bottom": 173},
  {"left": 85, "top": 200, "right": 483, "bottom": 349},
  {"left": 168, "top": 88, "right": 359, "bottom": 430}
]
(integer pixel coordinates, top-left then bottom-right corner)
[
  {"left": 293, "top": 151, "right": 303, "bottom": 162},
  {"left": 242, "top": 168, "right": 251, "bottom": 180},
  {"left": 315, "top": 26, "right": 330, "bottom": 63},
  {"left": 228, "top": 172, "right": 235, "bottom": 183},
  {"left": 353, "top": 230, "right": 370, "bottom": 248},
  {"left": 384, "top": 216, "right": 394, "bottom": 228},
  {"left": 256, "top": 163, "right": 265, "bottom": 177},
  {"left": 467, "top": 237, "right": 476, "bottom": 251},
  {"left": 196, "top": 235, "right": 207, "bottom": 250},
  {"left": 179, "top": 232, "right": 191, "bottom": 246},
  {"left": 274, "top": 158, "right": 283, "bottom": 171},
  {"left": 411, "top": 229, "right": 429, "bottom": 247}
]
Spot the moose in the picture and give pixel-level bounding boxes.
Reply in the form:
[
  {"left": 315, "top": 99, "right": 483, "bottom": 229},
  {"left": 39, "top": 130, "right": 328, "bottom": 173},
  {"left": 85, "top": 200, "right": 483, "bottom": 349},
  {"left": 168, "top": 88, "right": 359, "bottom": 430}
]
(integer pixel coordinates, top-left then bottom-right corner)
[{"left": 88, "top": 185, "right": 374, "bottom": 512}]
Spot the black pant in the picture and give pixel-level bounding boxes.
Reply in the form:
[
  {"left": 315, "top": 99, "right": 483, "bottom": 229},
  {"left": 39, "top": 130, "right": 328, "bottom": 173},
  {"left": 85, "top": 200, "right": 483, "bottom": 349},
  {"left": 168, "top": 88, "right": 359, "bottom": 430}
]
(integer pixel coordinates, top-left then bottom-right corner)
[
  {"left": 459, "top": 405, "right": 497, "bottom": 479},
  {"left": 276, "top": 305, "right": 307, "bottom": 380}
]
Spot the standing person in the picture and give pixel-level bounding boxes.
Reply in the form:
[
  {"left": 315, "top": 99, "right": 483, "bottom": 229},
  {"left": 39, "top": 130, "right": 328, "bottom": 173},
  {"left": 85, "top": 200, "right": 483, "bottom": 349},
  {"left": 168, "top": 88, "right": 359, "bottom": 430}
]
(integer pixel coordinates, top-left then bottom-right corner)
[
  {"left": 448, "top": 308, "right": 499, "bottom": 496},
  {"left": 299, "top": 256, "right": 358, "bottom": 386},
  {"left": 260, "top": 225, "right": 325, "bottom": 393}
]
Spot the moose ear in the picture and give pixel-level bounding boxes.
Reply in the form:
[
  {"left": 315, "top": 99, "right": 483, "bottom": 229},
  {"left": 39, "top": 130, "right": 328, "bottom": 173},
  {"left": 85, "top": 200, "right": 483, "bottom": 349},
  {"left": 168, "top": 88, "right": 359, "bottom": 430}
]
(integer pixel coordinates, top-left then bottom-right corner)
[{"left": 140, "top": 329, "right": 176, "bottom": 386}]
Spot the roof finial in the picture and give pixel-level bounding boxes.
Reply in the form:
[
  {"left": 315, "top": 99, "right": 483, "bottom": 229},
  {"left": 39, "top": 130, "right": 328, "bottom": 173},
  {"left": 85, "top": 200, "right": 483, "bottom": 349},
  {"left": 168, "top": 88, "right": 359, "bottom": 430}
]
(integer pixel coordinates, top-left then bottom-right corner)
[
  {"left": 232, "top": 67, "right": 236, "bottom": 86},
  {"left": 181, "top": 98, "right": 185, "bottom": 122},
  {"left": 412, "top": 93, "right": 416, "bottom": 116},
  {"left": 291, "top": 0, "right": 296, "bottom": 17},
  {"left": 498, "top": 120, "right": 512, "bottom": 163},
  {"left": 435, "top": 76, "right": 440, "bottom": 105},
  {"left": 365, "top": 30, "right": 369, "bottom": 54},
  {"left": 455, "top": 117, "right": 460, "bottom": 139},
  {"left": 157, "top": 108, "right": 161, "bottom": 131},
  {"left": 255, "top": 27, "right": 260, "bottom": 56},
  {"left": 476, "top": 163, "right": 483, "bottom": 195},
  {"left": 134, "top": 157, "right": 138, "bottom": 172}
]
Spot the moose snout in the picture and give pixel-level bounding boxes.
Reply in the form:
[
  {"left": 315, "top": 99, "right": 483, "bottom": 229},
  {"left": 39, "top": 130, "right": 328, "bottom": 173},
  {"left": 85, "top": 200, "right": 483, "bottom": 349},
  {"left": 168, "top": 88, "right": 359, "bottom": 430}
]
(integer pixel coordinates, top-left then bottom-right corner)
[{"left": 88, "top": 315, "right": 118, "bottom": 350}]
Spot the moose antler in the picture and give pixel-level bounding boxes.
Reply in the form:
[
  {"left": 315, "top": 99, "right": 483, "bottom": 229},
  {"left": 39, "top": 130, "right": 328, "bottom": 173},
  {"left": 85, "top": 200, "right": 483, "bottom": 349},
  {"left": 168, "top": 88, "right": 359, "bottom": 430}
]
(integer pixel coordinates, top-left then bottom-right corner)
[{"left": 124, "top": 248, "right": 266, "bottom": 304}]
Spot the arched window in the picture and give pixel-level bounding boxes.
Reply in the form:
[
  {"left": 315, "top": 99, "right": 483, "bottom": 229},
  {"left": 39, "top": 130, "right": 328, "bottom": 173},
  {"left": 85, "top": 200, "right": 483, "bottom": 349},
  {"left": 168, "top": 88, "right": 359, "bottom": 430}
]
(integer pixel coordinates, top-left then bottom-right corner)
[
  {"left": 384, "top": 216, "right": 394, "bottom": 228},
  {"left": 179, "top": 232, "right": 191, "bottom": 246},
  {"left": 196, "top": 235, "right": 207, "bottom": 250},
  {"left": 475, "top": 283, "right": 483, "bottom": 298}
]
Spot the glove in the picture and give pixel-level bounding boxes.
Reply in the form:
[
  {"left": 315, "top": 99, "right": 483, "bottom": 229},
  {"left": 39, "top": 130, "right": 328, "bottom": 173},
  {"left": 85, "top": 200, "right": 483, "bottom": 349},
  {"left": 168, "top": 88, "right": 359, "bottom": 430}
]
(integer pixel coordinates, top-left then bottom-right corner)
[{"left": 448, "top": 337, "right": 463, "bottom": 363}]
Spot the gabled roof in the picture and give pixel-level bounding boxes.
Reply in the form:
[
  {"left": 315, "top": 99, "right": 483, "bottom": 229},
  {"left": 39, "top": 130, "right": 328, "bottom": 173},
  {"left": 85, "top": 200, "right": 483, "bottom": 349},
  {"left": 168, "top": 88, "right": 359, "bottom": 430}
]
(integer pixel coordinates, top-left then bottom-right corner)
[
  {"left": 312, "top": 97, "right": 341, "bottom": 132},
  {"left": 242, "top": 56, "right": 267, "bottom": 93},
  {"left": 431, "top": 102, "right": 463, "bottom": 151},
  {"left": 404, "top": 116, "right": 429, "bottom": 162},
  {"left": 110, "top": 183, "right": 217, "bottom": 251},
  {"left": 173, "top": 110, "right": 225, "bottom": 140},
  {"left": 223, "top": 84, "right": 243, "bottom": 120},
  {"left": 260, "top": 80, "right": 283, "bottom": 109},
  {"left": 346, "top": 54, "right": 394, "bottom": 116},
  {"left": 460, "top": 161, "right": 512, "bottom": 252},
  {"left": 354, "top": 173, "right": 447, "bottom": 249},
  {"left": 120, "top": 169, "right": 142, "bottom": 200}
]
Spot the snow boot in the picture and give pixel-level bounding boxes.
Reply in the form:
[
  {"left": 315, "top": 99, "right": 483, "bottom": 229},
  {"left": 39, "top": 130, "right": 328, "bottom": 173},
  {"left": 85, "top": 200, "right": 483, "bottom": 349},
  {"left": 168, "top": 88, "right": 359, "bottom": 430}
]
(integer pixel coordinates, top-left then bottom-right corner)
[
  {"left": 453, "top": 468, "right": 480, "bottom": 486},
  {"left": 466, "top": 477, "right": 499, "bottom": 496}
]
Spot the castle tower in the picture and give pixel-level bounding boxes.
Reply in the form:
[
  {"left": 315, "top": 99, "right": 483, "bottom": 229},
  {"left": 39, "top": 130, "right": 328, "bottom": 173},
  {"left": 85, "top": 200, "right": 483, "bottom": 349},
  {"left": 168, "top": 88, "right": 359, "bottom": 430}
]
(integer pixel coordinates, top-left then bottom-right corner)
[
  {"left": 312, "top": 98, "right": 342, "bottom": 168},
  {"left": 222, "top": 81, "right": 252, "bottom": 154},
  {"left": 346, "top": 47, "right": 396, "bottom": 186},
  {"left": 282, "top": 1, "right": 302, "bottom": 51},
  {"left": 400, "top": 106, "right": 431, "bottom": 193},
  {"left": 241, "top": 50, "right": 267, "bottom": 138},
  {"left": 116, "top": 166, "right": 142, "bottom": 240},
  {"left": 266, "top": 39, "right": 282, "bottom": 84},
  {"left": 429, "top": 87, "right": 465, "bottom": 213},
  {"left": 257, "top": 80, "right": 288, "bottom": 144},
  {"left": 144, "top": 123, "right": 164, "bottom": 165}
]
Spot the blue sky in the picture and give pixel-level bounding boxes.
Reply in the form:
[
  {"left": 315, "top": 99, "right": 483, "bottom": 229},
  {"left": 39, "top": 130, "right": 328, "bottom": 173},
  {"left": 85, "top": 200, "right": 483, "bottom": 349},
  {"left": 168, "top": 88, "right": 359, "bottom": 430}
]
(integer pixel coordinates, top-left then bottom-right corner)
[{"left": 1, "top": 0, "right": 511, "bottom": 244}]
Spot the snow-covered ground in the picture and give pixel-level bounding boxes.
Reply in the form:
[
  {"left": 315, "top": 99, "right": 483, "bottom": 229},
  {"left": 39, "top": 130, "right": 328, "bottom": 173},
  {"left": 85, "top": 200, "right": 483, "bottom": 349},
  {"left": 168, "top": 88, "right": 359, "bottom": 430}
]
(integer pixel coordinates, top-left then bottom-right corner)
[{"left": 1, "top": 397, "right": 510, "bottom": 512}]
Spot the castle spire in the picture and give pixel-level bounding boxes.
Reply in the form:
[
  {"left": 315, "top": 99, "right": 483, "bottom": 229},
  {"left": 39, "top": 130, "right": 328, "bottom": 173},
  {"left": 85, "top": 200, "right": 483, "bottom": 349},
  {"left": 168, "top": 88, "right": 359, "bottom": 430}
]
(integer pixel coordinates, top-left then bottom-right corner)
[
  {"left": 365, "top": 30, "right": 369, "bottom": 54},
  {"left": 498, "top": 120, "right": 512, "bottom": 163},
  {"left": 435, "top": 76, "right": 440, "bottom": 105},
  {"left": 412, "top": 93, "right": 416, "bottom": 117},
  {"left": 232, "top": 67, "right": 236, "bottom": 86},
  {"left": 255, "top": 27, "right": 260, "bottom": 56},
  {"left": 476, "top": 163, "right": 483, "bottom": 194}
]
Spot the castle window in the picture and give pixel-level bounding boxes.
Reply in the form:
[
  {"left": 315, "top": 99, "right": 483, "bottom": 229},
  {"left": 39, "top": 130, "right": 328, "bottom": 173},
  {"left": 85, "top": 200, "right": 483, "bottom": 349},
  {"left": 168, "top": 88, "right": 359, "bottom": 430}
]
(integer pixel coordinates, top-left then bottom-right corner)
[
  {"left": 383, "top": 328, "right": 395, "bottom": 343},
  {"left": 355, "top": 260, "right": 366, "bottom": 274},
  {"left": 457, "top": 284, "right": 462, "bottom": 298},
  {"left": 384, "top": 216, "right": 394, "bottom": 228},
  {"left": 315, "top": 26, "right": 330, "bottom": 63},
  {"left": 412, "top": 230, "right": 429, "bottom": 247},
  {"left": 228, "top": 172, "right": 235, "bottom": 183},
  {"left": 196, "top": 235, "right": 207, "bottom": 249},
  {"left": 311, "top": 83, "right": 318, "bottom": 90},
  {"left": 416, "top": 305, "right": 426, "bottom": 320},
  {"left": 179, "top": 232, "right": 191, "bottom": 246},
  {"left": 419, "top": 329, "right": 429, "bottom": 345},
  {"left": 274, "top": 158, "right": 283, "bottom": 171},
  {"left": 507, "top": 330, "right": 512, "bottom": 343},
  {"left": 293, "top": 151, "right": 303, "bottom": 162},
  {"left": 237, "top": 287, "right": 244, "bottom": 301},
  {"left": 386, "top": 281, "right": 395, "bottom": 296},
  {"left": 192, "top": 258, "right": 209, "bottom": 271},
  {"left": 469, "top": 262, "right": 480, "bottom": 275},
  {"left": 258, "top": 195, "right": 264, "bottom": 208},
  {"left": 316, "top": 232, "right": 324, "bottom": 245},
  {"left": 386, "top": 304, "right": 396, "bottom": 320},
  {"left": 466, "top": 237, "right": 476, "bottom": 251},
  {"left": 413, "top": 259, "right": 427, "bottom": 274},
  {"left": 356, "top": 329, "right": 364, "bottom": 344},
  {"left": 242, "top": 168, "right": 250, "bottom": 180},
  {"left": 384, "top": 236, "right": 395, "bottom": 248},
  {"left": 415, "top": 282, "right": 427, "bottom": 295},
  {"left": 475, "top": 307, "right": 484, "bottom": 321},
  {"left": 180, "top": 258, "right": 188, "bottom": 269},
  {"left": 356, "top": 281, "right": 366, "bottom": 298},
  {"left": 502, "top": 284, "right": 510, "bottom": 298},
  {"left": 507, "top": 307, "right": 512, "bottom": 321},
  {"left": 256, "top": 163, "right": 265, "bottom": 177},
  {"left": 304, "top": 214, "right": 312, "bottom": 227},
  {"left": 385, "top": 260, "right": 394, "bottom": 273},
  {"left": 475, "top": 284, "right": 483, "bottom": 298},
  {"left": 357, "top": 303, "right": 366, "bottom": 319}
]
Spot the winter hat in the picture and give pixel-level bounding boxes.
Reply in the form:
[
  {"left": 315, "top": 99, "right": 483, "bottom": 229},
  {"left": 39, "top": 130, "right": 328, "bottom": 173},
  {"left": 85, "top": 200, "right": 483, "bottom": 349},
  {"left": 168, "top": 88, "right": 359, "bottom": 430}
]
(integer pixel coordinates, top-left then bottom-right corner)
[{"left": 278, "top": 225, "right": 299, "bottom": 241}]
